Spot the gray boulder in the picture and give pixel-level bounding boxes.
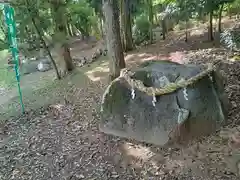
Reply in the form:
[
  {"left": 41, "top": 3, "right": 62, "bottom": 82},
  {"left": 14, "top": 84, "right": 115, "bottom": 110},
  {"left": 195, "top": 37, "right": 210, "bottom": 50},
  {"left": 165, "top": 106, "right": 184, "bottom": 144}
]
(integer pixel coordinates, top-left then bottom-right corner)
[
  {"left": 86, "top": 36, "right": 97, "bottom": 43},
  {"left": 38, "top": 57, "right": 51, "bottom": 64},
  {"left": 153, "top": 27, "right": 163, "bottom": 41},
  {"left": 37, "top": 62, "right": 52, "bottom": 72},
  {"left": 21, "top": 60, "right": 39, "bottom": 74},
  {"left": 91, "top": 50, "right": 102, "bottom": 62},
  {"left": 100, "top": 60, "right": 228, "bottom": 146},
  {"left": 103, "top": 49, "right": 107, "bottom": 56},
  {"left": 21, "top": 58, "right": 52, "bottom": 74},
  {"left": 77, "top": 57, "right": 87, "bottom": 67}
]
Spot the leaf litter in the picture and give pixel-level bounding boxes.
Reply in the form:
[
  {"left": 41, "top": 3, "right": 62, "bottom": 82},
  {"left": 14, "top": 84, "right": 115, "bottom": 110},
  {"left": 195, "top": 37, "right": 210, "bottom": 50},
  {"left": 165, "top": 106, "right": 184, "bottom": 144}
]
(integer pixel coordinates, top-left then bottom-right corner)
[{"left": 1, "top": 40, "right": 240, "bottom": 180}]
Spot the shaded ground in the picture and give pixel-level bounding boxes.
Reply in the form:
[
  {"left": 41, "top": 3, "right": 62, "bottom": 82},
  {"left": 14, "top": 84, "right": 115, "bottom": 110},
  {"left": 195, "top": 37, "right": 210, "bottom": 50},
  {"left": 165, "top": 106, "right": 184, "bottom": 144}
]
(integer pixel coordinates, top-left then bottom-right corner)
[
  {"left": 0, "top": 37, "right": 105, "bottom": 120},
  {"left": 1, "top": 18, "right": 240, "bottom": 179}
]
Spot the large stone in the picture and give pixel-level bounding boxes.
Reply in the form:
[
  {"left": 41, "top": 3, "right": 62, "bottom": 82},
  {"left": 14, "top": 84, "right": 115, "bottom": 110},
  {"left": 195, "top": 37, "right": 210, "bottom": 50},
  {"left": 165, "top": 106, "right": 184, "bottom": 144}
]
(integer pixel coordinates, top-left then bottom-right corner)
[
  {"left": 100, "top": 60, "right": 228, "bottom": 146},
  {"left": 21, "top": 57, "right": 52, "bottom": 74},
  {"left": 21, "top": 59, "right": 39, "bottom": 74},
  {"left": 37, "top": 62, "right": 52, "bottom": 72},
  {"left": 38, "top": 57, "right": 52, "bottom": 65},
  {"left": 153, "top": 27, "right": 163, "bottom": 41}
]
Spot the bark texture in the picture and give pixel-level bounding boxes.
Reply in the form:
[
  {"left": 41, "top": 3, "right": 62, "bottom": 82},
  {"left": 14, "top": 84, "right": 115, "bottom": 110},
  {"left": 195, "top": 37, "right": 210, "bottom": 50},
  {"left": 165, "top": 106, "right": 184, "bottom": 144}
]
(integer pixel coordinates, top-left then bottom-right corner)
[
  {"left": 147, "top": 0, "right": 153, "bottom": 43},
  {"left": 103, "top": 0, "right": 126, "bottom": 81},
  {"left": 122, "top": 0, "right": 134, "bottom": 51},
  {"left": 218, "top": 4, "right": 224, "bottom": 33},
  {"left": 208, "top": 10, "right": 214, "bottom": 41},
  {"left": 51, "top": 0, "right": 74, "bottom": 72}
]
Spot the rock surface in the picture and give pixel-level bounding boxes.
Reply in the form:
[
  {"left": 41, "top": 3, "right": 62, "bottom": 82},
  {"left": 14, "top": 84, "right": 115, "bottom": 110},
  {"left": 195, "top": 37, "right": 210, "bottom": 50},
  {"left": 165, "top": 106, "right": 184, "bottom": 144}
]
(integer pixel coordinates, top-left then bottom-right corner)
[
  {"left": 21, "top": 59, "right": 39, "bottom": 74},
  {"left": 21, "top": 58, "right": 53, "bottom": 74},
  {"left": 37, "top": 62, "right": 52, "bottom": 72},
  {"left": 100, "top": 60, "right": 228, "bottom": 146}
]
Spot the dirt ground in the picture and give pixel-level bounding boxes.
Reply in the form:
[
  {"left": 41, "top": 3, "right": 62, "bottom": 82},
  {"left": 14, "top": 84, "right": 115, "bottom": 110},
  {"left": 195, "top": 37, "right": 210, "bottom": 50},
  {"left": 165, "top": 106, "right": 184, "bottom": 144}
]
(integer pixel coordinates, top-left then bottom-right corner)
[{"left": 1, "top": 19, "right": 240, "bottom": 180}]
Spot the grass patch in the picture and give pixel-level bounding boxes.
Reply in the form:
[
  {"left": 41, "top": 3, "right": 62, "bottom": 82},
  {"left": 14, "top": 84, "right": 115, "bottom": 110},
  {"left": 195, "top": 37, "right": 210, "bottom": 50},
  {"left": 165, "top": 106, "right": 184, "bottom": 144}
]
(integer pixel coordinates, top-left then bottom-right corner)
[
  {"left": 0, "top": 69, "right": 89, "bottom": 121},
  {"left": 0, "top": 50, "right": 16, "bottom": 89},
  {"left": 0, "top": 57, "right": 109, "bottom": 121}
]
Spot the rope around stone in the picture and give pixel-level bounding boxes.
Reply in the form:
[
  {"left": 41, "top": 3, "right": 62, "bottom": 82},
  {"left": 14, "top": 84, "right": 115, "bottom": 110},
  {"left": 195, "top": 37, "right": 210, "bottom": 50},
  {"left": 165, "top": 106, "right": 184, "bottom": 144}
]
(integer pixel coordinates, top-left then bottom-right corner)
[{"left": 120, "top": 63, "right": 214, "bottom": 96}]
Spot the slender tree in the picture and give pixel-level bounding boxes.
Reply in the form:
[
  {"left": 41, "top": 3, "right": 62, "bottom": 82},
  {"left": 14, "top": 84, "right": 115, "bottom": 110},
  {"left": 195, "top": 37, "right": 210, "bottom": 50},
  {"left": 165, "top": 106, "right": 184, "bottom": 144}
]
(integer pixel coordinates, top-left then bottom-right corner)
[
  {"left": 25, "top": 0, "right": 61, "bottom": 79},
  {"left": 51, "top": 0, "right": 74, "bottom": 71},
  {"left": 120, "top": 0, "right": 125, "bottom": 50},
  {"left": 147, "top": 0, "right": 153, "bottom": 43},
  {"left": 121, "top": 0, "right": 134, "bottom": 51}
]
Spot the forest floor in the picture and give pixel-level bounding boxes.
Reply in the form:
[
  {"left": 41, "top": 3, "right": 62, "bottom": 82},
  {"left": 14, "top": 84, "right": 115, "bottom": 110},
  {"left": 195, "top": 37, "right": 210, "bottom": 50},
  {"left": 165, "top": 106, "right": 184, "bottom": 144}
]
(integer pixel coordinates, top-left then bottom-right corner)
[{"left": 1, "top": 18, "right": 240, "bottom": 179}]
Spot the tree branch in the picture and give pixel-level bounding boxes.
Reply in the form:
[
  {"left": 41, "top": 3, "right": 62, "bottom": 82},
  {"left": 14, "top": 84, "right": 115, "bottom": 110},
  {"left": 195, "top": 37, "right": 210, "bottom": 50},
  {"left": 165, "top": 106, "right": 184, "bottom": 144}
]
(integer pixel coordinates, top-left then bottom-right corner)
[{"left": 25, "top": 0, "right": 61, "bottom": 79}]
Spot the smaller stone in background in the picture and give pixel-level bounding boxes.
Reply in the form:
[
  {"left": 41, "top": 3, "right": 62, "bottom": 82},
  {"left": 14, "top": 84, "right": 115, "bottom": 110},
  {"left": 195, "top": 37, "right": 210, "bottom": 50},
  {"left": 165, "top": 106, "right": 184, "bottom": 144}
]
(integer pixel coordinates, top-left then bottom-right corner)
[
  {"left": 37, "top": 62, "right": 52, "bottom": 72},
  {"left": 103, "top": 49, "right": 107, "bottom": 56}
]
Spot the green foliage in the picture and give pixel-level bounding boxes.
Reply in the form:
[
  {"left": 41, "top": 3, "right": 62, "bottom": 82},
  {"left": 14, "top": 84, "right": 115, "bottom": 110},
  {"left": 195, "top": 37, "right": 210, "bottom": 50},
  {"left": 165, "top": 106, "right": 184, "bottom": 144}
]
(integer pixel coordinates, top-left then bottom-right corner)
[
  {"left": 194, "top": 0, "right": 235, "bottom": 15},
  {"left": 175, "top": 0, "right": 198, "bottom": 21},
  {"left": 0, "top": 50, "right": 15, "bottom": 88},
  {"left": 220, "top": 28, "right": 240, "bottom": 51},
  {"left": 153, "top": 0, "right": 177, "bottom": 6},
  {"left": 87, "top": 0, "right": 102, "bottom": 15},
  {"left": 0, "top": 14, "right": 8, "bottom": 51},
  {"left": 0, "top": 0, "right": 237, "bottom": 54},
  {"left": 225, "top": 0, "right": 240, "bottom": 15},
  {"left": 174, "top": 20, "right": 195, "bottom": 30},
  {"left": 67, "top": 1, "right": 97, "bottom": 37},
  {"left": 0, "top": 0, "right": 100, "bottom": 53},
  {"left": 132, "top": 16, "right": 151, "bottom": 45},
  {"left": 131, "top": 0, "right": 146, "bottom": 18}
]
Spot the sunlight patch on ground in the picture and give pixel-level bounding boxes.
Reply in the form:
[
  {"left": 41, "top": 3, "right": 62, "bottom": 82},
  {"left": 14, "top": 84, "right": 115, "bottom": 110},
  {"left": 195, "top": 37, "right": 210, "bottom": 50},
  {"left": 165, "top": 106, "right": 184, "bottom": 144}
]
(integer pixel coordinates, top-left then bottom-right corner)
[
  {"left": 121, "top": 142, "right": 186, "bottom": 174},
  {"left": 125, "top": 54, "right": 136, "bottom": 61},
  {"left": 137, "top": 53, "right": 149, "bottom": 58},
  {"left": 122, "top": 142, "right": 154, "bottom": 162},
  {"left": 169, "top": 51, "right": 186, "bottom": 64},
  {"left": 140, "top": 53, "right": 169, "bottom": 62},
  {"left": 125, "top": 50, "right": 187, "bottom": 64},
  {"left": 142, "top": 55, "right": 158, "bottom": 61},
  {"left": 191, "top": 29, "right": 206, "bottom": 36},
  {"left": 84, "top": 61, "right": 109, "bottom": 81},
  {"left": 121, "top": 142, "right": 155, "bottom": 169},
  {"left": 125, "top": 52, "right": 159, "bottom": 64},
  {"left": 137, "top": 53, "right": 156, "bottom": 61}
]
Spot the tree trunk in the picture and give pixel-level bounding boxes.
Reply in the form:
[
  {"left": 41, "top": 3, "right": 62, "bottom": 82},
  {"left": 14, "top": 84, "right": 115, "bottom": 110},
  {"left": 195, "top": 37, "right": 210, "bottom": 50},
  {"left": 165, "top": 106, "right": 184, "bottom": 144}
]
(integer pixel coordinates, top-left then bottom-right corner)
[
  {"left": 122, "top": 0, "right": 134, "bottom": 51},
  {"left": 154, "top": 13, "right": 158, "bottom": 24},
  {"left": 51, "top": 0, "right": 74, "bottom": 72},
  {"left": 161, "top": 19, "right": 166, "bottom": 40},
  {"left": 218, "top": 4, "right": 224, "bottom": 33},
  {"left": 209, "top": 10, "right": 214, "bottom": 41},
  {"left": 103, "top": 0, "right": 126, "bottom": 81},
  {"left": 147, "top": 0, "right": 154, "bottom": 43},
  {"left": 33, "top": 19, "right": 61, "bottom": 79},
  {"left": 72, "top": 25, "right": 82, "bottom": 36},
  {"left": 66, "top": 20, "right": 73, "bottom": 36},
  {"left": 99, "top": 16, "right": 104, "bottom": 38},
  {"left": 185, "top": 20, "right": 188, "bottom": 42},
  {"left": 62, "top": 43, "right": 74, "bottom": 71},
  {"left": 25, "top": 0, "right": 61, "bottom": 79},
  {"left": 120, "top": 0, "right": 125, "bottom": 51}
]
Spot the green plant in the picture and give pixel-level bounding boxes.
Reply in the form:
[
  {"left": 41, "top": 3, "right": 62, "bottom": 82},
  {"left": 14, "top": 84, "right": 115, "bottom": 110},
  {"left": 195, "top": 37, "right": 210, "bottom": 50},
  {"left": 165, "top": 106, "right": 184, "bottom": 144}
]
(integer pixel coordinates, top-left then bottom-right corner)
[{"left": 132, "top": 15, "right": 150, "bottom": 45}]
